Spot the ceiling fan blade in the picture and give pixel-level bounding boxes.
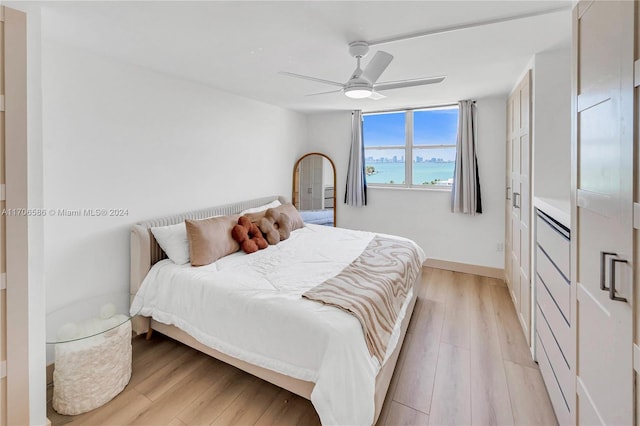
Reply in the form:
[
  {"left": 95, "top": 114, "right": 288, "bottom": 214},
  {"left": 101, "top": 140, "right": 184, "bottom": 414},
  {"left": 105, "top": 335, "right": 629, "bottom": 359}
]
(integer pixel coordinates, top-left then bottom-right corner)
[
  {"left": 374, "top": 76, "right": 446, "bottom": 92},
  {"left": 279, "top": 71, "right": 345, "bottom": 88},
  {"left": 368, "top": 91, "right": 387, "bottom": 100},
  {"left": 305, "top": 89, "right": 344, "bottom": 97},
  {"left": 361, "top": 51, "right": 394, "bottom": 84}
]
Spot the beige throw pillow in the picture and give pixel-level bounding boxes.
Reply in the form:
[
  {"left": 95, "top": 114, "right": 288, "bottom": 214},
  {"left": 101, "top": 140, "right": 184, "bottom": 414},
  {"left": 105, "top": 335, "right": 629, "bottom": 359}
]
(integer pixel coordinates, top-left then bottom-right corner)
[
  {"left": 185, "top": 215, "right": 240, "bottom": 266},
  {"left": 244, "top": 210, "right": 266, "bottom": 224},
  {"left": 268, "top": 203, "right": 304, "bottom": 231}
]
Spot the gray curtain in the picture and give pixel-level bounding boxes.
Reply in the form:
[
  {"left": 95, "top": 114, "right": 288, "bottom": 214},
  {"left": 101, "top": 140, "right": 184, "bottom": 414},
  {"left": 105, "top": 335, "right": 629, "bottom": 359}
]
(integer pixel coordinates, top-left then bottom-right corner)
[
  {"left": 344, "top": 110, "right": 367, "bottom": 206},
  {"left": 451, "top": 100, "right": 482, "bottom": 215}
]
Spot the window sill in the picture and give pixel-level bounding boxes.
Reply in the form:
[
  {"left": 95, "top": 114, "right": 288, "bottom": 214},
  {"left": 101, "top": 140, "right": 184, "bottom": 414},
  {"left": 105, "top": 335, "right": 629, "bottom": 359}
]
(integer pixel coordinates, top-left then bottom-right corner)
[{"left": 367, "top": 184, "right": 452, "bottom": 192}]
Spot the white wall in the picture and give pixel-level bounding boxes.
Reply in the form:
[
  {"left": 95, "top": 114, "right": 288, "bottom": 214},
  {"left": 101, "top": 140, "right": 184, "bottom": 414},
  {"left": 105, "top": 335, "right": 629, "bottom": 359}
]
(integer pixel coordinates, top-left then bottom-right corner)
[
  {"left": 41, "top": 39, "right": 307, "bottom": 312},
  {"left": 304, "top": 97, "right": 506, "bottom": 269},
  {"left": 532, "top": 48, "right": 571, "bottom": 201}
]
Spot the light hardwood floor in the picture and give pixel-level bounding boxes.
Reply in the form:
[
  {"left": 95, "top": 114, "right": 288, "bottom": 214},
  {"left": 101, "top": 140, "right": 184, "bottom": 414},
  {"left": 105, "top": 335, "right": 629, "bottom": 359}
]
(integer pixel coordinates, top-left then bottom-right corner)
[{"left": 48, "top": 267, "right": 557, "bottom": 426}]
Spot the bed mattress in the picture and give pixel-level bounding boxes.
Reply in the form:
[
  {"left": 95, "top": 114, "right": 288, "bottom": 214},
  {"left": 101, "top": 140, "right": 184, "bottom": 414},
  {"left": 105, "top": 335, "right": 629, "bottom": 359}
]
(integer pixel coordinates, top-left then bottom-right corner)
[
  {"left": 130, "top": 224, "right": 425, "bottom": 425},
  {"left": 299, "top": 209, "right": 334, "bottom": 226}
]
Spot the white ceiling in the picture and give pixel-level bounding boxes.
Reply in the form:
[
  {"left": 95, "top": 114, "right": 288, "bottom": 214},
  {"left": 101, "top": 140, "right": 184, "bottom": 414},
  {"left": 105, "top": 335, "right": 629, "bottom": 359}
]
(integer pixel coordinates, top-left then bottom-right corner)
[{"left": 39, "top": 1, "right": 572, "bottom": 113}]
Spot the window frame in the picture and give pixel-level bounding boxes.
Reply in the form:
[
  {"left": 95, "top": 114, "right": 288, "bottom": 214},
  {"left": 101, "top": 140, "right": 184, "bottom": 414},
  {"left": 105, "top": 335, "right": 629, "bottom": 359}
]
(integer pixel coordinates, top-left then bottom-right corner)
[{"left": 363, "top": 104, "right": 458, "bottom": 190}]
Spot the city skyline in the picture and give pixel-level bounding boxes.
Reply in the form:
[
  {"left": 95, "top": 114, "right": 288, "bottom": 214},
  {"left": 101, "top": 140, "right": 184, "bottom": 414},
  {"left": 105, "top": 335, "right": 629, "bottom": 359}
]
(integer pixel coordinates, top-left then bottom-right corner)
[
  {"left": 364, "top": 146, "right": 457, "bottom": 162},
  {"left": 365, "top": 155, "right": 452, "bottom": 163}
]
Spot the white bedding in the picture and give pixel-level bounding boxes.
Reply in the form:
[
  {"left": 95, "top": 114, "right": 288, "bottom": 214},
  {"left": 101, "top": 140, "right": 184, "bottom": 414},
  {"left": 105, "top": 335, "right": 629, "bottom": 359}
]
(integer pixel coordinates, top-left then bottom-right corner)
[{"left": 130, "top": 224, "right": 425, "bottom": 425}]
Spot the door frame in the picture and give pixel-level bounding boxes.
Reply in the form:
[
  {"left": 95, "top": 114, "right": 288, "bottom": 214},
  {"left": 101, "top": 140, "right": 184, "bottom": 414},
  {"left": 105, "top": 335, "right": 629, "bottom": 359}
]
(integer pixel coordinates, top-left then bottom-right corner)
[{"left": 3, "top": 5, "right": 43, "bottom": 425}]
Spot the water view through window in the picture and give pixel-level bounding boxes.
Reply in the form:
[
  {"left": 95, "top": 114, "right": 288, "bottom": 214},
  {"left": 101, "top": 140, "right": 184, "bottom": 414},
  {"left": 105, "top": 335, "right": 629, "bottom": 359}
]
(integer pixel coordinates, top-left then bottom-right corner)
[{"left": 363, "top": 106, "right": 459, "bottom": 187}]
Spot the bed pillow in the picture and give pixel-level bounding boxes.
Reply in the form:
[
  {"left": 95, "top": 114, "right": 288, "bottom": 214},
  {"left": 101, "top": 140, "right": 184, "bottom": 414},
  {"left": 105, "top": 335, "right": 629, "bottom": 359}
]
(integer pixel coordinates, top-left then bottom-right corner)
[
  {"left": 185, "top": 215, "right": 240, "bottom": 266},
  {"left": 150, "top": 222, "right": 190, "bottom": 265},
  {"left": 244, "top": 210, "right": 267, "bottom": 223},
  {"left": 240, "top": 199, "right": 282, "bottom": 215},
  {"left": 268, "top": 203, "right": 304, "bottom": 231}
]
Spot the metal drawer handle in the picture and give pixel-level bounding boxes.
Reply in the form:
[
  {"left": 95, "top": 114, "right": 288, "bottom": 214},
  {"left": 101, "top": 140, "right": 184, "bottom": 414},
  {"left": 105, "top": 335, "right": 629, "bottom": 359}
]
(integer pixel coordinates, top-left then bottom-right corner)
[
  {"left": 506, "top": 186, "right": 511, "bottom": 200},
  {"left": 609, "top": 257, "right": 628, "bottom": 302},
  {"left": 512, "top": 192, "right": 520, "bottom": 208},
  {"left": 600, "top": 251, "right": 617, "bottom": 291}
]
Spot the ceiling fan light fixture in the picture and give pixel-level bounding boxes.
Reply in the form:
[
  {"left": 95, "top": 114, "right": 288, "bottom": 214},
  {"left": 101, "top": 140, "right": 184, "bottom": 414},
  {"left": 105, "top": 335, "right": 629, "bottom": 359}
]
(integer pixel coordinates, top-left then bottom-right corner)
[
  {"left": 344, "top": 77, "right": 373, "bottom": 98},
  {"left": 344, "top": 87, "right": 373, "bottom": 99}
]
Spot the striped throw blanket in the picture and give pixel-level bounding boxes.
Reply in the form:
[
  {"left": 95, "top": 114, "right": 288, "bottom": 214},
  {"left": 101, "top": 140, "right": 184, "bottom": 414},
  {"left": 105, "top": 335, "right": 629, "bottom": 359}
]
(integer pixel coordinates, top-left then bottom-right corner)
[{"left": 302, "top": 236, "right": 422, "bottom": 363}]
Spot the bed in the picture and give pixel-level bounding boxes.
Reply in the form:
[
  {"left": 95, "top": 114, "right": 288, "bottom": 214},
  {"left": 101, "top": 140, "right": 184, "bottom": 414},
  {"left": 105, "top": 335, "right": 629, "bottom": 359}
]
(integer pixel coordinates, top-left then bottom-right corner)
[
  {"left": 299, "top": 208, "right": 334, "bottom": 226},
  {"left": 129, "top": 195, "right": 424, "bottom": 425}
]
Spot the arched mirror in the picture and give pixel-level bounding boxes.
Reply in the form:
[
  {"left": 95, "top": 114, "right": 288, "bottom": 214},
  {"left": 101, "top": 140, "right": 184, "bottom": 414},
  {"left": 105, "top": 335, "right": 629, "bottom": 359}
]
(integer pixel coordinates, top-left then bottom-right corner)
[{"left": 293, "top": 153, "right": 336, "bottom": 227}]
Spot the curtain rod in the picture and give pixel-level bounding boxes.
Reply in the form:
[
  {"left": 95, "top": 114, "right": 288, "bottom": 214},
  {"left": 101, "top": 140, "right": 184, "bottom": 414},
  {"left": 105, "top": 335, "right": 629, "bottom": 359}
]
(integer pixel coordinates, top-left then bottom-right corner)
[
  {"left": 366, "top": 5, "right": 571, "bottom": 46},
  {"left": 362, "top": 102, "right": 459, "bottom": 115}
]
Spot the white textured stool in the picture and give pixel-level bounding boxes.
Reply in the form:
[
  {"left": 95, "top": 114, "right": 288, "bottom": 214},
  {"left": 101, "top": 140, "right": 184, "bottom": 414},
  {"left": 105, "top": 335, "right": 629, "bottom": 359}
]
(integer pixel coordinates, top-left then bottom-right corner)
[{"left": 52, "top": 321, "right": 132, "bottom": 415}]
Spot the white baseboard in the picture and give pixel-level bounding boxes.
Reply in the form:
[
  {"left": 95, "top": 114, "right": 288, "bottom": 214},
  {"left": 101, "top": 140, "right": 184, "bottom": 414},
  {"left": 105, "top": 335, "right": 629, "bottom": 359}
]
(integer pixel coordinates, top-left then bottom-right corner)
[{"left": 424, "top": 258, "right": 505, "bottom": 280}]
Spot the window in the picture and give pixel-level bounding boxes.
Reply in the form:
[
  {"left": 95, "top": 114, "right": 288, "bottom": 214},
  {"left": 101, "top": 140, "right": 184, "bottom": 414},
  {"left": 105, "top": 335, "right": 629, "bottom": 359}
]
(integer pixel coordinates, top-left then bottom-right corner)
[{"left": 363, "top": 105, "right": 459, "bottom": 188}]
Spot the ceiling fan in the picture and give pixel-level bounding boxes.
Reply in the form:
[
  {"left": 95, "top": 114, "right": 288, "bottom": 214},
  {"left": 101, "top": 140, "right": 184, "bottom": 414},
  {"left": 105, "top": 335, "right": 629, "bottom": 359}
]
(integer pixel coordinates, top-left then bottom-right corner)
[{"left": 280, "top": 41, "right": 445, "bottom": 100}]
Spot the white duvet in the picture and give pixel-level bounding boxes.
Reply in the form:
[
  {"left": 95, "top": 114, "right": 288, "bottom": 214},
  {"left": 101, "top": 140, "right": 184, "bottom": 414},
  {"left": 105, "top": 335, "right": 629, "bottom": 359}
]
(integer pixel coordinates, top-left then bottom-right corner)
[{"left": 130, "top": 224, "right": 425, "bottom": 425}]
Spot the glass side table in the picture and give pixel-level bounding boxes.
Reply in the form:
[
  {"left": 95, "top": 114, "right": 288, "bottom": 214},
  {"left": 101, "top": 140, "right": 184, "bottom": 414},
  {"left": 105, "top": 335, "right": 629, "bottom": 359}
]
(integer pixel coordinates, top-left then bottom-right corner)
[{"left": 46, "top": 292, "right": 140, "bottom": 415}]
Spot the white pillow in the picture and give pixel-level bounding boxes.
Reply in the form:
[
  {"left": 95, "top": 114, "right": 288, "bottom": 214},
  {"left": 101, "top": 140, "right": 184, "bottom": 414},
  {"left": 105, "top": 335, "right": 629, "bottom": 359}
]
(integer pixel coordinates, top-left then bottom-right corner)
[
  {"left": 240, "top": 199, "right": 282, "bottom": 215},
  {"left": 150, "top": 222, "right": 190, "bottom": 264}
]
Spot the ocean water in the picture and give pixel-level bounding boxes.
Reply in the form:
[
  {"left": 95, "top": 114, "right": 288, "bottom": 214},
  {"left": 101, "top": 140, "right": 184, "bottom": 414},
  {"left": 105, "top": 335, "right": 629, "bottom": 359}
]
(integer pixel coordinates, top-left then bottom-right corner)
[{"left": 365, "top": 162, "right": 455, "bottom": 185}]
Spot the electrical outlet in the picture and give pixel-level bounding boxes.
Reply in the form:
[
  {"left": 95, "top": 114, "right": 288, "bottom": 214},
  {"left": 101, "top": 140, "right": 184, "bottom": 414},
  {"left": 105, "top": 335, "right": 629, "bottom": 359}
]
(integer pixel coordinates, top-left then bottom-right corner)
[{"left": 496, "top": 242, "right": 504, "bottom": 252}]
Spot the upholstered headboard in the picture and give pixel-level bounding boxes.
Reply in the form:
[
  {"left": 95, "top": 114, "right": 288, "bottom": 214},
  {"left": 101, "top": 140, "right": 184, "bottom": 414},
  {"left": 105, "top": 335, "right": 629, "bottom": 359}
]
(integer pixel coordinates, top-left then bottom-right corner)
[{"left": 130, "top": 195, "right": 287, "bottom": 300}]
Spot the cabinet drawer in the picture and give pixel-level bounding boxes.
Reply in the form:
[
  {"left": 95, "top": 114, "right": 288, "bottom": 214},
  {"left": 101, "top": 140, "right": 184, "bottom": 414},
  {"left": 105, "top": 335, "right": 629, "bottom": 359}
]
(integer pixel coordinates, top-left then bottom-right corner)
[
  {"left": 537, "top": 305, "right": 571, "bottom": 395},
  {"left": 537, "top": 246, "right": 571, "bottom": 322},
  {"left": 536, "top": 333, "right": 571, "bottom": 425},
  {"left": 536, "top": 213, "right": 570, "bottom": 279},
  {"left": 536, "top": 276, "right": 570, "bottom": 356}
]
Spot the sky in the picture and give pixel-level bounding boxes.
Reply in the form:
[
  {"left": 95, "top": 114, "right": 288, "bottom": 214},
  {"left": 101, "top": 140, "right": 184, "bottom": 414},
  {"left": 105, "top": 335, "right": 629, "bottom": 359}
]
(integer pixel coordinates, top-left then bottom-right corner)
[{"left": 363, "top": 107, "right": 459, "bottom": 147}]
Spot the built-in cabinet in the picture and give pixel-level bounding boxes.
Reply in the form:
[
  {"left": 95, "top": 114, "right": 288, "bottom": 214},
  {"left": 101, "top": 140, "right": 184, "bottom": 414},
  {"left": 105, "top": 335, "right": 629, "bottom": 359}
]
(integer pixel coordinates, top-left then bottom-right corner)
[
  {"left": 572, "top": 1, "right": 635, "bottom": 424},
  {"left": 530, "top": 2, "right": 638, "bottom": 424},
  {"left": 503, "top": 2, "right": 639, "bottom": 425},
  {"left": 505, "top": 71, "right": 532, "bottom": 344},
  {"left": 534, "top": 207, "right": 571, "bottom": 425}
]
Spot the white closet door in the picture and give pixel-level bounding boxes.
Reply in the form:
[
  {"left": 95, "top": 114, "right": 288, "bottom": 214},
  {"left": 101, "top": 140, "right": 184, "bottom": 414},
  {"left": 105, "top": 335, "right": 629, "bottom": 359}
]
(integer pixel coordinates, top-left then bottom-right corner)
[
  {"left": 507, "top": 71, "right": 532, "bottom": 343},
  {"left": 517, "top": 76, "right": 531, "bottom": 339},
  {"left": 310, "top": 155, "right": 323, "bottom": 210},
  {"left": 505, "top": 97, "right": 513, "bottom": 291},
  {"left": 574, "top": 1, "right": 634, "bottom": 424},
  {"left": 508, "top": 88, "right": 521, "bottom": 310}
]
